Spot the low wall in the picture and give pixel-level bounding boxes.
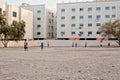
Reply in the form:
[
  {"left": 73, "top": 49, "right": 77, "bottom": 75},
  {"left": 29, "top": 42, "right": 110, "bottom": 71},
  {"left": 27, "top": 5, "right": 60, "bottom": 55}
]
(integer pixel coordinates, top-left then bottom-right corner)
[{"left": 0, "top": 40, "right": 119, "bottom": 47}]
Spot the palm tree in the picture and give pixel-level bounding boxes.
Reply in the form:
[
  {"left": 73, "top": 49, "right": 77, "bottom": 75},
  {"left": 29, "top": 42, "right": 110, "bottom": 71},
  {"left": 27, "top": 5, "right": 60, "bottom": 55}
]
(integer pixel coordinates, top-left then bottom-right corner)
[
  {"left": 99, "top": 20, "right": 120, "bottom": 47},
  {"left": 113, "top": 20, "right": 120, "bottom": 46},
  {"left": 100, "top": 21, "right": 114, "bottom": 38}
]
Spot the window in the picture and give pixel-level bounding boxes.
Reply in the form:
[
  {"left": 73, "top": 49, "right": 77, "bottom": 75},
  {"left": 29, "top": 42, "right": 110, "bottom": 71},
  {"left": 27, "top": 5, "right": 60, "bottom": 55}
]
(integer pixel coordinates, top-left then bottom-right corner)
[
  {"left": 96, "top": 15, "right": 101, "bottom": 19},
  {"left": 71, "top": 16, "right": 76, "bottom": 19},
  {"left": 79, "top": 32, "right": 83, "bottom": 34},
  {"left": 80, "top": 23, "right": 84, "bottom": 27},
  {"left": 88, "top": 7, "right": 92, "bottom": 11},
  {"left": 80, "top": 16, "right": 84, "bottom": 19},
  {"left": 105, "top": 15, "right": 110, "bottom": 18},
  {"left": 71, "top": 24, "right": 76, "bottom": 27},
  {"left": 71, "top": 8, "right": 75, "bottom": 12},
  {"left": 88, "top": 23, "right": 92, "bottom": 27},
  {"left": 37, "top": 32, "right": 41, "bottom": 35},
  {"left": 88, "top": 31, "right": 92, "bottom": 36},
  {"left": 61, "top": 9, "right": 65, "bottom": 12},
  {"left": 37, "top": 10, "right": 41, "bottom": 13},
  {"left": 96, "top": 23, "right": 101, "bottom": 26},
  {"left": 105, "top": 7, "right": 110, "bottom": 10},
  {"left": 96, "top": 7, "right": 101, "bottom": 11},
  {"left": 61, "top": 16, "right": 65, "bottom": 19},
  {"left": 61, "top": 32, "right": 65, "bottom": 36},
  {"left": 13, "top": 12, "right": 17, "bottom": 17},
  {"left": 112, "top": 14, "right": 116, "bottom": 18},
  {"left": 112, "top": 6, "right": 116, "bottom": 10},
  {"left": 80, "top": 8, "right": 84, "bottom": 11},
  {"left": 37, "top": 25, "right": 41, "bottom": 27},
  {"left": 71, "top": 32, "right": 76, "bottom": 35},
  {"left": 61, "top": 24, "right": 65, "bottom": 27},
  {"left": 88, "top": 15, "right": 92, "bottom": 19},
  {"left": 37, "top": 17, "right": 41, "bottom": 20},
  {"left": 96, "top": 32, "right": 100, "bottom": 34}
]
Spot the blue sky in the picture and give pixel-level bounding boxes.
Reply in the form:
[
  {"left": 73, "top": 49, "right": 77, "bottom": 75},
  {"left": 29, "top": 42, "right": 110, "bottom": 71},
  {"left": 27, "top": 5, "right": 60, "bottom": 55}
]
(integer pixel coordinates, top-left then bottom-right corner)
[{"left": 1, "top": 0, "right": 93, "bottom": 8}]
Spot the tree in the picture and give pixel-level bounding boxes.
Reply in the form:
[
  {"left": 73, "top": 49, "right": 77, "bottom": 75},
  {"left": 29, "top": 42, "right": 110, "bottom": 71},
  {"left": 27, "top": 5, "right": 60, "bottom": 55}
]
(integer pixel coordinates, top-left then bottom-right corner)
[
  {"left": 0, "top": 25, "right": 11, "bottom": 47},
  {"left": 99, "top": 20, "right": 120, "bottom": 47},
  {"left": 0, "top": 13, "right": 26, "bottom": 47},
  {"left": 10, "top": 21, "right": 26, "bottom": 41},
  {"left": 113, "top": 20, "right": 120, "bottom": 46},
  {"left": 0, "top": 13, "right": 10, "bottom": 47}
]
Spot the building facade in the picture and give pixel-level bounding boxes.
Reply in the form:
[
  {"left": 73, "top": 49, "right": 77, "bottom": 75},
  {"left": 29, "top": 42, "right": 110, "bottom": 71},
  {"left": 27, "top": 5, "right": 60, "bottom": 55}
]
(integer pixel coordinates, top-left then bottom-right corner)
[
  {"left": 21, "top": 3, "right": 55, "bottom": 40},
  {"left": 57, "top": 0, "right": 120, "bottom": 40},
  {"left": 0, "top": 1, "right": 33, "bottom": 40}
]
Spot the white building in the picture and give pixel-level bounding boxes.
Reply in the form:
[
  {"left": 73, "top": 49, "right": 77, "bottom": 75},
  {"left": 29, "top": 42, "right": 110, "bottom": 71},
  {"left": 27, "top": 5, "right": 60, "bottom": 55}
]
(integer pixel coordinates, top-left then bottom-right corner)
[
  {"left": 21, "top": 3, "right": 55, "bottom": 40},
  {"left": 57, "top": 0, "right": 120, "bottom": 40},
  {"left": 0, "top": 1, "right": 33, "bottom": 40}
]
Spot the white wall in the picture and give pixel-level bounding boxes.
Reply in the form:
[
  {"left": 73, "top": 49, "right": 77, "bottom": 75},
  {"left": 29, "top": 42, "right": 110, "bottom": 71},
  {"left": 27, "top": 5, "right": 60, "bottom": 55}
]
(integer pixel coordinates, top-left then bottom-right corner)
[{"left": 0, "top": 40, "right": 118, "bottom": 47}]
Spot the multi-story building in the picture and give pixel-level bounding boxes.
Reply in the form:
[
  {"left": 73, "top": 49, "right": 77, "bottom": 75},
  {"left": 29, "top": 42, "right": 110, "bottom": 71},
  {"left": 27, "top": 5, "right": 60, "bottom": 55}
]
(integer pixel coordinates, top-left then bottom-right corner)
[
  {"left": 0, "top": 1, "right": 33, "bottom": 40},
  {"left": 21, "top": 3, "right": 55, "bottom": 40},
  {"left": 57, "top": 0, "right": 120, "bottom": 40}
]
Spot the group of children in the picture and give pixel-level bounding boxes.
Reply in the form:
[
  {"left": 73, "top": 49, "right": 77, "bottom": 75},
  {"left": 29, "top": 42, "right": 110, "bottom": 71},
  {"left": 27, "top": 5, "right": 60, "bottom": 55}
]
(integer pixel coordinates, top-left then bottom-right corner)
[{"left": 24, "top": 39, "right": 44, "bottom": 51}]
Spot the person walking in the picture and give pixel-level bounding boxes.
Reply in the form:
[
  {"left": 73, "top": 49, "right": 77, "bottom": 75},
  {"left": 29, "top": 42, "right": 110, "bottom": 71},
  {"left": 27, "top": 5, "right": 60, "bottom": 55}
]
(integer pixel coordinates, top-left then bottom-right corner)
[
  {"left": 40, "top": 42, "right": 44, "bottom": 51},
  {"left": 85, "top": 42, "right": 87, "bottom": 48},
  {"left": 24, "top": 39, "right": 28, "bottom": 51}
]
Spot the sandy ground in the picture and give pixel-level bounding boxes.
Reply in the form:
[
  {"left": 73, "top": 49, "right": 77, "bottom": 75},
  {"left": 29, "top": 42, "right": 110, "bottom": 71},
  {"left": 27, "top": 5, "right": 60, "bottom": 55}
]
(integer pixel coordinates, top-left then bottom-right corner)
[{"left": 0, "top": 47, "right": 120, "bottom": 80}]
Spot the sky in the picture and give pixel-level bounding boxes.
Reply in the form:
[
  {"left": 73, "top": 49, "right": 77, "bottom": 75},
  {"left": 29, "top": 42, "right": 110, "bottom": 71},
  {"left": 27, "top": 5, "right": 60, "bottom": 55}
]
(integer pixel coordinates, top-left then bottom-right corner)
[{"left": 0, "top": 0, "right": 94, "bottom": 8}]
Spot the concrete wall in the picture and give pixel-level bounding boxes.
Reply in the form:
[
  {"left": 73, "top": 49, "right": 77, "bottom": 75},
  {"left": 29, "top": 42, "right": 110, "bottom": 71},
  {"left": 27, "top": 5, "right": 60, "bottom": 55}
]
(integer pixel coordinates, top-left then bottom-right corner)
[
  {"left": 0, "top": 40, "right": 118, "bottom": 47},
  {"left": 20, "top": 8, "right": 33, "bottom": 40}
]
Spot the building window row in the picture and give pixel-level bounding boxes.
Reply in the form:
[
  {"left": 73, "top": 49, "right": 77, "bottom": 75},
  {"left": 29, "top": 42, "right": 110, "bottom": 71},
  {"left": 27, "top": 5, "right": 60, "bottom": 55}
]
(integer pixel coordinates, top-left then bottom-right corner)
[
  {"left": 60, "top": 31, "right": 101, "bottom": 36},
  {"left": 61, "top": 23, "right": 102, "bottom": 27},
  {"left": 68, "top": 14, "right": 116, "bottom": 20},
  {"left": 61, "top": 6, "right": 116, "bottom": 12}
]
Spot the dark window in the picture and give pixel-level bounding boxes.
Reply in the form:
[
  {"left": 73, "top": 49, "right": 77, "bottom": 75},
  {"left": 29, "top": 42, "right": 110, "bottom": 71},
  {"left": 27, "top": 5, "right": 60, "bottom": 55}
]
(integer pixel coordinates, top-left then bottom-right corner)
[
  {"left": 61, "top": 32, "right": 65, "bottom": 36},
  {"left": 61, "top": 24, "right": 65, "bottom": 27},
  {"left": 61, "top": 16, "right": 65, "bottom": 19},
  {"left": 37, "top": 25, "right": 41, "bottom": 27},
  {"left": 71, "top": 16, "right": 76, "bottom": 19},
  {"left": 71, "top": 24, "right": 76, "bottom": 27},
  {"left": 71, "top": 32, "right": 76, "bottom": 35},
  {"left": 37, "top": 17, "right": 41, "bottom": 20},
  {"left": 96, "top": 7, "right": 101, "bottom": 11},
  {"left": 71, "top": 8, "right": 75, "bottom": 12},
  {"left": 112, "top": 6, "right": 116, "bottom": 9},
  {"left": 80, "top": 8, "right": 84, "bottom": 11},
  {"left": 88, "top": 7, "right": 92, "bottom": 11},
  {"left": 80, "top": 24, "right": 84, "bottom": 27},
  {"left": 61, "top": 9, "right": 65, "bottom": 12},
  {"left": 37, "top": 10, "right": 41, "bottom": 13},
  {"left": 13, "top": 12, "right": 17, "bottom": 17},
  {"left": 88, "top": 23, "right": 92, "bottom": 27},
  {"left": 37, "top": 32, "right": 41, "bottom": 35},
  {"left": 79, "top": 32, "right": 83, "bottom": 34},
  {"left": 96, "top": 32, "right": 100, "bottom": 34},
  {"left": 96, "top": 23, "right": 101, "bottom": 26},
  {"left": 88, "top": 31, "right": 92, "bottom": 36},
  {"left": 105, "top": 7, "right": 110, "bottom": 10}
]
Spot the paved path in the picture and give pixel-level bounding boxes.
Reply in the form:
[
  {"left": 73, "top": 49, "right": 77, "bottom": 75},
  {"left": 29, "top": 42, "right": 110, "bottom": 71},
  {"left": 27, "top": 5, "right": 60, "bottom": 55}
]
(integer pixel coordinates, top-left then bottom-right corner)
[{"left": 0, "top": 47, "right": 120, "bottom": 80}]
